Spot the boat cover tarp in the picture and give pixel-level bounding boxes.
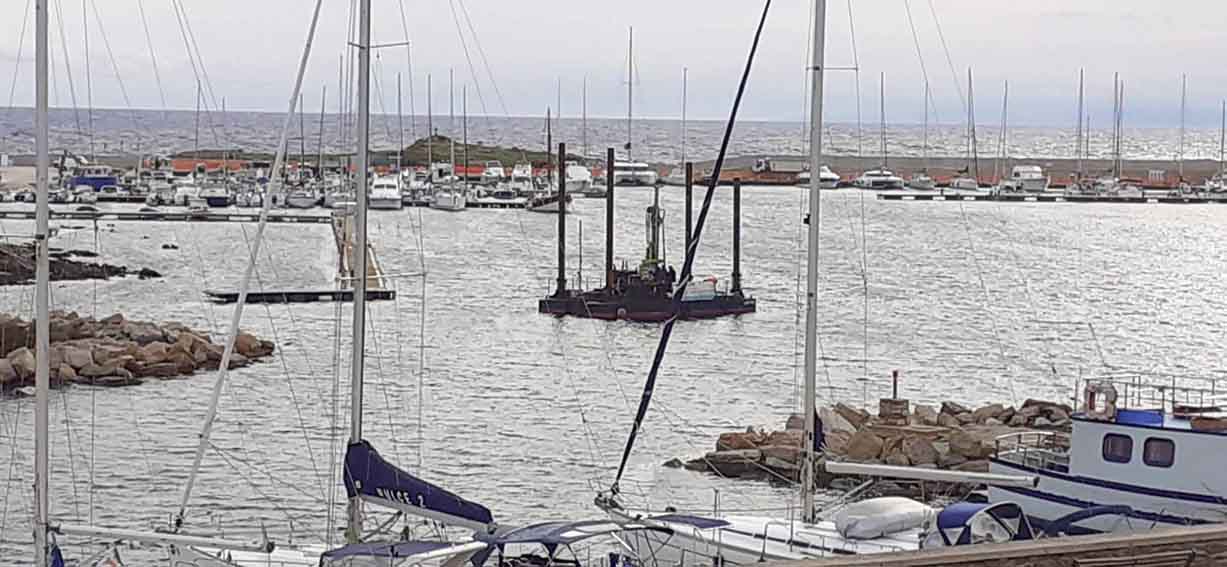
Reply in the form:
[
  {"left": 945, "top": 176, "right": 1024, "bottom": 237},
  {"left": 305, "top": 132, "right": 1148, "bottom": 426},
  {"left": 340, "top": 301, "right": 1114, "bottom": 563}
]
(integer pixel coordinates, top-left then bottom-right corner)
[
  {"left": 831, "top": 497, "right": 933, "bottom": 539},
  {"left": 345, "top": 441, "right": 494, "bottom": 529},
  {"left": 933, "top": 502, "right": 1034, "bottom": 546},
  {"left": 650, "top": 514, "right": 730, "bottom": 529},
  {"left": 321, "top": 541, "right": 454, "bottom": 561},
  {"left": 469, "top": 520, "right": 673, "bottom": 566}
]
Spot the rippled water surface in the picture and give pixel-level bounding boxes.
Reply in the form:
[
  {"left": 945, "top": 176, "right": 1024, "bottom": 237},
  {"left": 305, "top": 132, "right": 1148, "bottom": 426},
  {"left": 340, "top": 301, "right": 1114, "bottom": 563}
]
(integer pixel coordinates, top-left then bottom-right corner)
[{"left": 1, "top": 187, "right": 1226, "bottom": 563}]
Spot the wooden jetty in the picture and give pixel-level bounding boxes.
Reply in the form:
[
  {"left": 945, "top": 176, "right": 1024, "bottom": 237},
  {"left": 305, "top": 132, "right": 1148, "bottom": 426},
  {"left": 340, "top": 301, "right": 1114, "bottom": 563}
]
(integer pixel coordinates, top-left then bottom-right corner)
[
  {"left": 204, "top": 288, "right": 395, "bottom": 304},
  {"left": 876, "top": 192, "right": 1227, "bottom": 205},
  {"left": 772, "top": 523, "right": 1227, "bottom": 566},
  {"left": 0, "top": 209, "right": 333, "bottom": 223},
  {"left": 202, "top": 210, "right": 396, "bottom": 304}
]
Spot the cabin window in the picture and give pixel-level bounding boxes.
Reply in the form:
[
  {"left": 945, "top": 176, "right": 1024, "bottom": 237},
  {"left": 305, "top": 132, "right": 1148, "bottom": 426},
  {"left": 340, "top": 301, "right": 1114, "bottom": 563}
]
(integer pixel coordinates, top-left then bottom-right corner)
[
  {"left": 1143, "top": 438, "right": 1175, "bottom": 468},
  {"left": 1101, "top": 434, "right": 1132, "bottom": 463}
]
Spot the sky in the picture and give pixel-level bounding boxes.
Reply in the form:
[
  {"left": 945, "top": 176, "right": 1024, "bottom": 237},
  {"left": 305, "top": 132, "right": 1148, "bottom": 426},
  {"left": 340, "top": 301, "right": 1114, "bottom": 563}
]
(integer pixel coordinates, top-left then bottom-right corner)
[{"left": 1, "top": 0, "right": 1225, "bottom": 128}]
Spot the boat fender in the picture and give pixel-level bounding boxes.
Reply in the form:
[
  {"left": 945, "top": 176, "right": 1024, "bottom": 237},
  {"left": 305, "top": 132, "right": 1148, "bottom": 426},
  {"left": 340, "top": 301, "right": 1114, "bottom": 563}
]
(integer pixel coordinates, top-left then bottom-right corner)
[
  {"left": 1084, "top": 382, "right": 1118, "bottom": 421},
  {"left": 616, "top": 307, "right": 628, "bottom": 320}
]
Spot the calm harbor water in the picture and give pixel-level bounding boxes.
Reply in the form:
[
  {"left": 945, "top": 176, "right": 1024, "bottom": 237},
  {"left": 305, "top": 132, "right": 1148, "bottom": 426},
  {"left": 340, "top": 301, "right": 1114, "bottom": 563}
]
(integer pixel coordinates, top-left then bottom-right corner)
[{"left": 1, "top": 186, "right": 1226, "bottom": 562}]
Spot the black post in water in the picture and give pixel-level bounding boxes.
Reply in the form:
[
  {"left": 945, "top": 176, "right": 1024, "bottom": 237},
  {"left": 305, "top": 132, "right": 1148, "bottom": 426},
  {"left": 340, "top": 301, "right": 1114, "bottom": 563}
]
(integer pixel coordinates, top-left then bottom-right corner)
[
  {"left": 732, "top": 178, "right": 742, "bottom": 294},
  {"left": 605, "top": 147, "right": 615, "bottom": 290},
  {"left": 555, "top": 142, "right": 567, "bottom": 296},
  {"left": 684, "top": 162, "right": 693, "bottom": 247}
]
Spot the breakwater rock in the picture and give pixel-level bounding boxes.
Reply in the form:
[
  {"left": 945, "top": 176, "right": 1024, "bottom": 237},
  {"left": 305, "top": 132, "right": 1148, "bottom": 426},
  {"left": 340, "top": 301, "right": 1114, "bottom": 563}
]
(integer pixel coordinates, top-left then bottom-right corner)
[
  {"left": 0, "top": 311, "right": 275, "bottom": 394},
  {"left": 677, "top": 398, "right": 1074, "bottom": 484},
  {"left": 0, "top": 243, "right": 162, "bottom": 286}
]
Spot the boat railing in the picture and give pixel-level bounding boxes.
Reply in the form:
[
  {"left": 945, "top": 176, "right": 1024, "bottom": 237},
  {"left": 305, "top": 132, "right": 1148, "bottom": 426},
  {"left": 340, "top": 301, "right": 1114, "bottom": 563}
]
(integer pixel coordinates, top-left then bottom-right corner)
[
  {"left": 1079, "top": 375, "right": 1227, "bottom": 413},
  {"left": 993, "top": 430, "right": 1070, "bottom": 473}
]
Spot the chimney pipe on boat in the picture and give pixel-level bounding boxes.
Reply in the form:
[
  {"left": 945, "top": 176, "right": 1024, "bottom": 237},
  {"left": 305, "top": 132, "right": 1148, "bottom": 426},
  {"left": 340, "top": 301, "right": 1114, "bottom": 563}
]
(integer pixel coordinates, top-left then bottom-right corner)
[
  {"left": 684, "top": 162, "right": 693, "bottom": 248},
  {"left": 555, "top": 143, "right": 567, "bottom": 296},
  {"left": 732, "top": 177, "right": 742, "bottom": 294},
  {"left": 605, "top": 147, "right": 615, "bottom": 290}
]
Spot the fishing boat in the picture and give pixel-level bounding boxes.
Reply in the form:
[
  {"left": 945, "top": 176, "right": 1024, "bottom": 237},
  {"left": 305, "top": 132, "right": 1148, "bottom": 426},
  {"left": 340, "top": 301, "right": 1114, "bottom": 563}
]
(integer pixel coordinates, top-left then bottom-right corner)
[
  {"left": 989, "top": 377, "right": 1227, "bottom": 533},
  {"left": 368, "top": 175, "right": 403, "bottom": 210}
]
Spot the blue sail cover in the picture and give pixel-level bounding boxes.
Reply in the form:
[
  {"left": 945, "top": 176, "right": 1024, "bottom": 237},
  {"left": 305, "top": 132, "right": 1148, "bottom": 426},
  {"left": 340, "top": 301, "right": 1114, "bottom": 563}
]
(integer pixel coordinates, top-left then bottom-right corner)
[{"left": 345, "top": 441, "right": 494, "bottom": 529}]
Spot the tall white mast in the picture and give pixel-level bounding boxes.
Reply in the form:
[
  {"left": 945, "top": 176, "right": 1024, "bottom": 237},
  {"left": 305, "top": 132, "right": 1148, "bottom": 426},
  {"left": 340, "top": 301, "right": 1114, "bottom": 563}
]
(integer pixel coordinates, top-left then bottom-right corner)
[
  {"left": 449, "top": 69, "right": 456, "bottom": 185},
  {"left": 681, "top": 67, "right": 688, "bottom": 168},
  {"left": 1220, "top": 100, "right": 1225, "bottom": 180},
  {"left": 922, "top": 80, "right": 929, "bottom": 173},
  {"left": 1178, "top": 74, "right": 1186, "bottom": 180},
  {"left": 34, "top": 0, "right": 51, "bottom": 563},
  {"left": 427, "top": 74, "right": 433, "bottom": 177},
  {"left": 879, "top": 72, "right": 886, "bottom": 168},
  {"left": 996, "top": 81, "right": 1008, "bottom": 183},
  {"left": 347, "top": 0, "right": 372, "bottom": 543},
  {"left": 1076, "top": 69, "right": 1084, "bottom": 178},
  {"left": 802, "top": 0, "right": 827, "bottom": 525},
  {"left": 626, "top": 26, "right": 633, "bottom": 162},
  {"left": 582, "top": 75, "right": 588, "bottom": 158}
]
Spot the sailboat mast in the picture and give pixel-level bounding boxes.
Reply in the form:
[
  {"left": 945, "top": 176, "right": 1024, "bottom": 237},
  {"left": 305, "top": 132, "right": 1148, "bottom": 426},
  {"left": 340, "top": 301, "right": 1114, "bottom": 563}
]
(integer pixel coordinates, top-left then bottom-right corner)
[
  {"left": 427, "top": 74, "right": 433, "bottom": 176},
  {"left": 1179, "top": 74, "right": 1186, "bottom": 179},
  {"left": 922, "top": 81, "right": 929, "bottom": 172},
  {"left": 463, "top": 86, "right": 469, "bottom": 189},
  {"left": 879, "top": 72, "right": 886, "bottom": 167},
  {"left": 682, "top": 67, "right": 688, "bottom": 168},
  {"left": 398, "top": 73, "right": 404, "bottom": 174},
  {"left": 1220, "top": 100, "right": 1225, "bottom": 179},
  {"left": 1076, "top": 69, "right": 1084, "bottom": 177},
  {"left": 33, "top": 0, "right": 50, "bottom": 563},
  {"left": 347, "top": 0, "right": 372, "bottom": 542},
  {"left": 582, "top": 76, "right": 588, "bottom": 158},
  {"left": 969, "top": 69, "right": 979, "bottom": 184},
  {"left": 802, "top": 0, "right": 827, "bottom": 525},
  {"left": 627, "top": 26, "right": 633, "bottom": 162},
  {"left": 318, "top": 85, "right": 327, "bottom": 178},
  {"left": 449, "top": 69, "right": 455, "bottom": 184},
  {"left": 996, "top": 81, "right": 1008, "bottom": 183}
]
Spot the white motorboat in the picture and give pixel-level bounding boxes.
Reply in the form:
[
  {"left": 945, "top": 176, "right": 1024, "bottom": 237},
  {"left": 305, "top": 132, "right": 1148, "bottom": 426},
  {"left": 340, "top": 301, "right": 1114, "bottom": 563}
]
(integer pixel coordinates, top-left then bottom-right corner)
[
  {"left": 854, "top": 169, "right": 904, "bottom": 190},
  {"left": 800, "top": 165, "right": 842, "bottom": 189},
  {"left": 481, "top": 160, "right": 505, "bottom": 185},
  {"left": 998, "top": 165, "right": 1050, "bottom": 192},
  {"left": 368, "top": 176, "right": 403, "bottom": 210},
  {"left": 72, "top": 185, "right": 98, "bottom": 203},
  {"left": 564, "top": 162, "right": 593, "bottom": 195},
  {"left": 430, "top": 185, "right": 467, "bottom": 211},
  {"left": 285, "top": 188, "right": 318, "bottom": 209},
  {"left": 949, "top": 176, "right": 981, "bottom": 190},
  {"left": 324, "top": 188, "right": 356, "bottom": 208},
  {"left": 907, "top": 172, "right": 936, "bottom": 190},
  {"left": 612, "top": 161, "right": 658, "bottom": 186}
]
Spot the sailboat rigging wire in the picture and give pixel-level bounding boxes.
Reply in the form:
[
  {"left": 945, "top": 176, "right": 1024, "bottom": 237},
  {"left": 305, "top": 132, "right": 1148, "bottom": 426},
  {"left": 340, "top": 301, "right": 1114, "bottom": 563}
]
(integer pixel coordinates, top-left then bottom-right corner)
[
  {"left": 246, "top": 225, "right": 330, "bottom": 503},
  {"left": 901, "top": 0, "right": 940, "bottom": 124},
  {"left": 925, "top": 0, "right": 966, "bottom": 115},
  {"left": 52, "top": 0, "right": 82, "bottom": 133},
  {"left": 846, "top": 0, "right": 862, "bottom": 157},
  {"left": 4, "top": 0, "right": 32, "bottom": 111},
  {"left": 87, "top": 0, "right": 139, "bottom": 134},
  {"left": 957, "top": 203, "right": 1018, "bottom": 405},
  {"left": 135, "top": 0, "right": 167, "bottom": 117},
  {"left": 454, "top": 0, "right": 510, "bottom": 118},
  {"left": 169, "top": 0, "right": 221, "bottom": 145},
  {"left": 395, "top": 0, "right": 416, "bottom": 138},
  {"left": 175, "top": 0, "right": 326, "bottom": 530},
  {"left": 445, "top": 0, "right": 492, "bottom": 125},
  {"left": 610, "top": 0, "right": 772, "bottom": 494}
]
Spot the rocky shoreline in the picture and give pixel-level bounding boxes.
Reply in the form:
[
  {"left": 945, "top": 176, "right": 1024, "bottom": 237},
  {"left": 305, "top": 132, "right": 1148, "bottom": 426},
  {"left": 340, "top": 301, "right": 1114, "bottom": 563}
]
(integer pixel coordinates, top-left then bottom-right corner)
[
  {"left": 0, "top": 243, "right": 161, "bottom": 286},
  {"left": 676, "top": 397, "right": 1074, "bottom": 491},
  {"left": 0, "top": 311, "right": 275, "bottom": 394}
]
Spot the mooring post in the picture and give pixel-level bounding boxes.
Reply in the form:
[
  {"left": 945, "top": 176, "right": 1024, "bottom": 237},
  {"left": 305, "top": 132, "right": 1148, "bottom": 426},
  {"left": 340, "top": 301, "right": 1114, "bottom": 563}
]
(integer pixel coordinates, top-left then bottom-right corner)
[
  {"left": 892, "top": 369, "right": 899, "bottom": 399},
  {"left": 732, "top": 177, "right": 742, "bottom": 294},
  {"left": 605, "top": 147, "right": 615, "bottom": 290},
  {"left": 685, "top": 162, "right": 693, "bottom": 248},
  {"left": 555, "top": 142, "right": 567, "bottom": 296}
]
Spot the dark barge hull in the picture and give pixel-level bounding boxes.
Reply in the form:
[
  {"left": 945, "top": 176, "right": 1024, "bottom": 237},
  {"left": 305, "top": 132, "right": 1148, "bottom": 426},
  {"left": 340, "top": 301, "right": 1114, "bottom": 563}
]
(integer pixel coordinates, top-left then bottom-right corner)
[{"left": 539, "top": 292, "right": 756, "bottom": 322}]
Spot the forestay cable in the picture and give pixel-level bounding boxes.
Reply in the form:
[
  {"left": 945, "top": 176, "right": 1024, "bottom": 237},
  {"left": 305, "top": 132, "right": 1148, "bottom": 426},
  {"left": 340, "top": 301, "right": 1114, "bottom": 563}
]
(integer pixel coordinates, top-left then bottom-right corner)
[
  {"left": 610, "top": 0, "right": 773, "bottom": 494},
  {"left": 175, "top": 0, "right": 326, "bottom": 530}
]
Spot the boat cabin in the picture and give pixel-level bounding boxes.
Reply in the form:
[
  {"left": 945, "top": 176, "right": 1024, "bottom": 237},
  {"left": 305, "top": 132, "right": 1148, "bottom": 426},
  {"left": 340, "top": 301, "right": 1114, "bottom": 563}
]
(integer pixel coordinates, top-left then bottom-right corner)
[{"left": 989, "top": 377, "right": 1227, "bottom": 532}]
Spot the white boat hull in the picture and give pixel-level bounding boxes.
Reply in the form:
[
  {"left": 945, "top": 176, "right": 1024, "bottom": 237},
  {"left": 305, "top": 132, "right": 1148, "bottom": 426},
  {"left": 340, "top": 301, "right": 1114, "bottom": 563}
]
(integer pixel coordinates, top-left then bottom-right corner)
[
  {"left": 430, "top": 192, "right": 467, "bottom": 211},
  {"left": 286, "top": 196, "right": 317, "bottom": 209},
  {"left": 613, "top": 171, "right": 658, "bottom": 186},
  {"left": 369, "top": 197, "right": 403, "bottom": 210}
]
